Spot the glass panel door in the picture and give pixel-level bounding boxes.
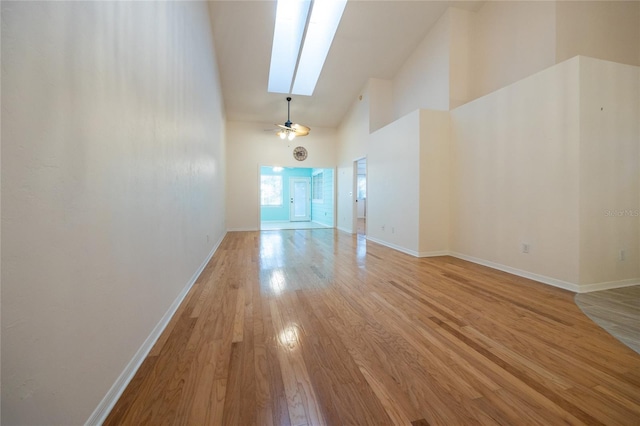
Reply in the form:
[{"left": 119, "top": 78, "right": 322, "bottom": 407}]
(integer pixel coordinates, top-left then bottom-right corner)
[{"left": 290, "top": 178, "right": 311, "bottom": 221}]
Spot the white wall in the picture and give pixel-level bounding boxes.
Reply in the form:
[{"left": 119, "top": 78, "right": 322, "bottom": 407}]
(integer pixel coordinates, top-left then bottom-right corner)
[
  {"left": 226, "top": 121, "right": 336, "bottom": 231},
  {"left": 368, "top": 112, "right": 421, "bottom": 254},
  {"left": 451, "top": 58, "right": 582, "bottom": 287},
  {"left": 336, "top": 86, "right": 370, "bottom": 233},
  {"left": 418, "top": 110, "right": 450, "bottom": 255},
  {"left": 578, "top": 57, "right": 640, "bottom": 286},
  {"left": 1, "top": 2, "right": 226, "bottom": 424},
  {"left": 366, "top": 109, "right": 450, "bottom": 257}
]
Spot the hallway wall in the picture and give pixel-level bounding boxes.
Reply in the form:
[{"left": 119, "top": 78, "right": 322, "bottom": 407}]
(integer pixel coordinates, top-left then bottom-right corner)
[{"left": 1, "top": 2, "right": 226, "bottom": 424}]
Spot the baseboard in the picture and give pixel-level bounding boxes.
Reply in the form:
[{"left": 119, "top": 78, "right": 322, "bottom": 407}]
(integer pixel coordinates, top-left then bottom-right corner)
[
  {"left": 336, "top": 226, "right": 353, "bottom": 234},
  {"left": 365, "top": 236, "right": 420, "bottom": 257},
  {"left": 418, "top": 250, "right": 450, "bottom": 258},
  {"left": 227, "top": 227, "right": 259, "bottom": 232},
  {"left": 448, "top": 252, "right": 580, "bottom": 293},
  {"left": 578, "top": 278, "right": 640, "bottom": 293},
  {"left": 85, "top": 232, "right": 226, "bottom": 426},
  {"left": 311, "top": 220, "right": 333, "bottom": 228}
]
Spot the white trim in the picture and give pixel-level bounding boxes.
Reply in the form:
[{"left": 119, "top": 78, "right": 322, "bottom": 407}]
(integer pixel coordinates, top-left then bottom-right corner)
[
  {"left": 336, "top": 226, "right": 353, "bottom": 234},
  {"left": 227, "top": 227, "right": 259, "bottom": 232},
  {"left": 358, "top": 240, "right": 639, "bottom": 294},
  {"left": 578, "top": 278, "right": 640, "bottom": 293},
  {"left": 85, "top": 233, "right": 226, "bottom": 426},
  {"left": 365, "top": 236, "right": 420, "bottom": 257},
  {"left": 448, "top": 252, "right": 579, "bottom": 292},
  {"left": 417, "top": 250, "right": 450, "bottom": 257}
]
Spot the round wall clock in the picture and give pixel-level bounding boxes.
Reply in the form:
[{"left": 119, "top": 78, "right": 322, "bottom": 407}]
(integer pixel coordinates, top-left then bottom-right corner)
[{"left": 293, "top": 146, "right": 308, "bottom": 161}]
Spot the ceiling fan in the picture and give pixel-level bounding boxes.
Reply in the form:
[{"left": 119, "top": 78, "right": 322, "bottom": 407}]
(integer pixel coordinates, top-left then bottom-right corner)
[{"left": 276, "top": 97, "right": 310, "bottom": 140}]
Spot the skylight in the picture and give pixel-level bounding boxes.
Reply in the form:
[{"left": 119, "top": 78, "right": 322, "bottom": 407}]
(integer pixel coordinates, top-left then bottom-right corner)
[
  {"left": 267, "top": 0, "right": 311, "bottom": 94},
  {"left": 292, "top": 0, "right": 347, "bottom": 96},
  {"left": 268, "top": 0, "right": 347, "bottom": 96}
]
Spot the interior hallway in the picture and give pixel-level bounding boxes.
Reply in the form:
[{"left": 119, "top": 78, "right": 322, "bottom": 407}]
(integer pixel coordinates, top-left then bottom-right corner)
[{"left": 105, "top": 229, "right": 640, "bottom": 425}]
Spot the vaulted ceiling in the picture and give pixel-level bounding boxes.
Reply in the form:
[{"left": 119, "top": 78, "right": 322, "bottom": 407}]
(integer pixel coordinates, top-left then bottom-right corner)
[{"left": 208, "top": 0, "right": 483, "bottom": 130}]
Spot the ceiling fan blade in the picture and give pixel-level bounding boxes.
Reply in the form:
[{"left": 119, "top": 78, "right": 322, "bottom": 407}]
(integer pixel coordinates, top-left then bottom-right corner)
[{"left": 292, "top": 123, "right": 310, "bottom": 132}]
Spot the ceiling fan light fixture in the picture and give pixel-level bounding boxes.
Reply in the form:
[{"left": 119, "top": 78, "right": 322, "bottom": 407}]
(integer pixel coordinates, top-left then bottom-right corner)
[{"left": 275, "top": 97, "right": 309, "bottom": 140}]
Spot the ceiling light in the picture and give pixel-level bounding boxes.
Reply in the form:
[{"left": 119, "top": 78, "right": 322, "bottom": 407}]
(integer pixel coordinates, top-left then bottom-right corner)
[
  {"left": 268, "top": 0, "right": 311, "bottom": 93},
  {"left": 275, "top": 97, "right": 310, "bottom": 140},
  {"left": 291, "top": 0, "right": 347, "bottom": 96}
]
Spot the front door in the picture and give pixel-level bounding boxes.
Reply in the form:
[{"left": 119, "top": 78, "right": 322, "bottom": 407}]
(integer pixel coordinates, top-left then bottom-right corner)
[{"left": 290, "top": 178, "right": 311, "bottom": 221}]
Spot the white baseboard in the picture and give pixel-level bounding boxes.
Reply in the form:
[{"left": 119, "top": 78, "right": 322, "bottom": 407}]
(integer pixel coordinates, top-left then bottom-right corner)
[
  {"left": 358, "top": 239, "right": 638, "bottom": 294},
  {"left": 365, "top": 236, "right": 420, "bottom": 257},
  {"left": 227, "top": 227, "right": 258, "bottom": 232},
  {"left": 85, "top": 232, "right": 226, "bottom": 426},
  {"left": 448, "top": 252, "right": 580, "bottom": 292},
  {"left": 418, "top": 250, "right": 450, "bottom": 258}
]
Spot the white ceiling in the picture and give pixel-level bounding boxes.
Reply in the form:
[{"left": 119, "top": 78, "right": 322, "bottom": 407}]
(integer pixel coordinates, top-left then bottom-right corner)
[{"left": 208, "top": 1, "right": 483, "bottom": 129}]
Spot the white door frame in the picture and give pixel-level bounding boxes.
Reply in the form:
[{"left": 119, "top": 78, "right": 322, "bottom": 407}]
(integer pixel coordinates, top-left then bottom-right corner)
[{"left": 353, "top": 157, "right": 367, "bottom": 234}]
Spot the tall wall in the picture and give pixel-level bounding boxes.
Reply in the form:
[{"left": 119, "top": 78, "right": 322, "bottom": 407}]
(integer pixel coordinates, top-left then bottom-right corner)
[
  {"left": 368, "top": 112, "right": 422, "bottom": 254},
  {"left": 336, "top": 85, "right": 370, "bottom": 233},
  {"left": 418, "top": 110, "right": 450, "bottom": 255},
  {"left": 451, "top": 58, "right": 582, "bottom": 288},
  {"left": 578, "top": 57, "right": 640, "bottom": 287},
  {"left": 226, "top": 121, "right": 336, "bottom": 231},
  {"left": 1, "top": 1, "right": 226, "bottom": 424}
]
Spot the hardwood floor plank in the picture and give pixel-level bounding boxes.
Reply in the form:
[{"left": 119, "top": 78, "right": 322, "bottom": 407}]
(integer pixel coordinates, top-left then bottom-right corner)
[{"left": 106, "top": 230, "right": 640, "bottom": 425}]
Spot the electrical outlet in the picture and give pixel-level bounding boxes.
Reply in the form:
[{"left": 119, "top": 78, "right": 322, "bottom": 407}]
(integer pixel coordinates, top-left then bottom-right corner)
[
  {"left": 392, "top": 227, "right": 395, "bottom": 234},
  {"left": 207, "top": 234, "right": 210, "bottom": 243},
  {"left": 381, "top": 225, "right": 385, "bottom": 231},
  {"left": 522, "top": 243, "right": 530, "bottom": 254},
  {"left": 619, "top": 249, "right": 626, "bottom": 261}
]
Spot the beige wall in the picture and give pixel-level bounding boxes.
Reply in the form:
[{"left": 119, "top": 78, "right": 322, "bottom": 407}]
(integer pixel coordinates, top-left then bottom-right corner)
[
  {"left": 449, "top": 8, "right": 473, "bottom": 109},
  {"left": 368, "top": 112, "right": 422, "bottom": 254},
  {"left": 578, "top": 57, "right": 640, "bottom": 286},
  {"left": 556, "top": 1, "right": 640, "bottom": 67},
  {"left": 336, "top": 2, "right": 639, "bottom": 292},
  {"left": 451, "top": 58, "right": 582, "bottom": 288},
  {"left": 226, "top": 121, "right": 337, "bottom": 231},
  {"left": 1, "top": 2, "right": 226, "bottom": 424},
  {"left": 368, "top": 78, "right": 394, "bottom": 133},
  {"left": 393, "top": 8, "right": 451, "bottom": 117},
  {"left": 418, "top": 110, "right": 450, "bottom": 255},
  {"left": 469, "top": 1, "right": 557, "bottom": 101},
  {"left": 336, "top": 85, "right": 370, "bottom": 233}
]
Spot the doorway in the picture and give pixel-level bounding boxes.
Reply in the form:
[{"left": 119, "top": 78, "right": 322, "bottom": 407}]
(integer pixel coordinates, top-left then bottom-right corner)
[
  {"left": 260, "top": 166, "right": 335, "bottom": 230},
  {"left": 354, "top": 158, "right": 367, "bottom": 235}
]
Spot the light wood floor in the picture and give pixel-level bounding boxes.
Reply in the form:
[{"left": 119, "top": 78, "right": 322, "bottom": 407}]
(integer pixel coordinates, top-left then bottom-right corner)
[
  {"left": 105, "top": 230, "right": 640, "bottom": 425},
  {"left": 575, "top": 286, "right": 640, "bottom": 355}
]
